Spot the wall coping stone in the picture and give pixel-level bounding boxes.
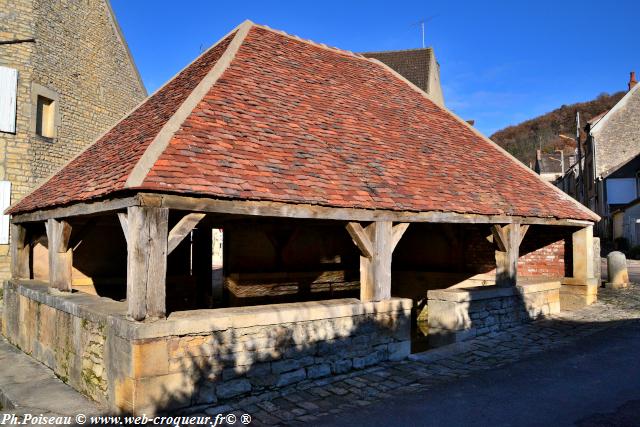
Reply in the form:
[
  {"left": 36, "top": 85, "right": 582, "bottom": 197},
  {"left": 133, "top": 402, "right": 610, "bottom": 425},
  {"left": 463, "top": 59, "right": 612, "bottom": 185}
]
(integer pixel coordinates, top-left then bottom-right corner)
[
  {"left": 5, "top": 280, "right": 412, "bottom": 340},
  {"left": 427, "top": 280, "right": 561, "bottom": 303}
]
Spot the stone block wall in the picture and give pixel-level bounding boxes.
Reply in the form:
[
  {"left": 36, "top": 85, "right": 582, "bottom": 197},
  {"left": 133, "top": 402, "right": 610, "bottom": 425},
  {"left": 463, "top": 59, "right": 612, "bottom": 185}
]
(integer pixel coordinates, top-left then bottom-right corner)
[
  {"left": 2, "top": 281, "right": 110, "bottom": 405},
  {"left": 119, "top": 299, "right": 411, "bottom": 414},
  {"left": 427, "top": 282, "right": 561, "bottom": 347},
  {"left": 0, "top": 0, "right": 146, "bottom": 280},
  {"left": 3, "top": 280, "right": 411, "bottom": 415}
]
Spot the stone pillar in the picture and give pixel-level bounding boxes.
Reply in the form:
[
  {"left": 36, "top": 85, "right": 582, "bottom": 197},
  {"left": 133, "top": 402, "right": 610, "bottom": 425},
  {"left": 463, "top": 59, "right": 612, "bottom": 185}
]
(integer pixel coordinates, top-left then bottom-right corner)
[
  {"left": 126, "top": 206, "right": 169, "bottom": 321},
  {"left": 560, "top": 225, "right": 598, "bottom": 310},
  {"left": 606, "top": 251, "right": 630, "bottom": 289},
  {"left": 573, "top": 225, "right": 594, "bottom": 281}
]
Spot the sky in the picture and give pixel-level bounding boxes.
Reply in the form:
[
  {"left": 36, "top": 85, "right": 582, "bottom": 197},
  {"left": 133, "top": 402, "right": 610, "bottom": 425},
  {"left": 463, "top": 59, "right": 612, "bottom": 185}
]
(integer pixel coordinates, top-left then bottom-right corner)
[{"left": 110, "top": 0, "right": 639, "bottom": 136}]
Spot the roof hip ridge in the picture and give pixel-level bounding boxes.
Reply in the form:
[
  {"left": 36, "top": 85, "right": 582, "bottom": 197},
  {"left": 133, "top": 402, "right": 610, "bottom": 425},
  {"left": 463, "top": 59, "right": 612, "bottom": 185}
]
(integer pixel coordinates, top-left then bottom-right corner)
[
  {"left": 368, "top": 57, "right": 599, "bottom": 222},
  {"left": 251, "top": 22, "right": 366, "bottom": 60},
  {"left": 125, "top": 20, "right": 254, "bottom": 188}
]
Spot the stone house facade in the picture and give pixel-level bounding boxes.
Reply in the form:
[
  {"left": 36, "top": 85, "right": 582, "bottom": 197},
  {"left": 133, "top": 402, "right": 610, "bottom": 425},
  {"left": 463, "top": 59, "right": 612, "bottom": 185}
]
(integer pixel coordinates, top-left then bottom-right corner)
[
  {"left": 0, "top": 0, "right": 146, "bottom": 279},
  {"left": 556, "top": 73, "right": 640, "bottom": 241}
]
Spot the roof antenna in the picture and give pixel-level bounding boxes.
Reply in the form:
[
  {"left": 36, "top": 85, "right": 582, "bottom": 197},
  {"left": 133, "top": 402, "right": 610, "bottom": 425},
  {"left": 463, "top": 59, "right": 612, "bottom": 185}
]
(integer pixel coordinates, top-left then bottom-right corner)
[{"left": 411, "top": 16, "right": 438, "bottom": 48}]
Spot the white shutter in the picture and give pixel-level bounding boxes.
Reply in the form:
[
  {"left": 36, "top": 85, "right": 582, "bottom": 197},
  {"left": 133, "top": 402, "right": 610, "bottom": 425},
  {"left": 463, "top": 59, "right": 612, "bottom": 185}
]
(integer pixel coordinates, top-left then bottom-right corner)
[
  {"left": 0, "top": 181, "right": 11, "bottom": 244},
  {"left": 0, "top": 66, "right": 18, "bottom": 133}
]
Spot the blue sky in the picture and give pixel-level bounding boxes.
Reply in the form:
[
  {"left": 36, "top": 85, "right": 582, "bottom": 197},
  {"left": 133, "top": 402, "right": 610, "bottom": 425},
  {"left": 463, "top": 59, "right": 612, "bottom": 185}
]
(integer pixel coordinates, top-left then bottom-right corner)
[{"left": 111, "top": 0, "right": 638, "bottom": 136}]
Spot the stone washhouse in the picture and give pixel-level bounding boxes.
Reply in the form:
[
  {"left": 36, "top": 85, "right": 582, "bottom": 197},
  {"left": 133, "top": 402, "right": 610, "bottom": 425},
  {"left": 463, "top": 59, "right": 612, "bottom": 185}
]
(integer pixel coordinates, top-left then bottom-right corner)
[{"left": 3, "top": 21, "right": 600, "bottom": 414}]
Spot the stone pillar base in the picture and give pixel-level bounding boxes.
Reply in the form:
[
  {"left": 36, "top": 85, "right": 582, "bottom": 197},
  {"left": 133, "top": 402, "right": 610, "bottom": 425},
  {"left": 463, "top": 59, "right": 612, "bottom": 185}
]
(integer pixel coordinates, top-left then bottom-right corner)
[
  {"left": 560, "top": 278, "right": 598, "bottom": 311},
  {"left": 604, "top": 282, "right": 630, "bottom": 290}
]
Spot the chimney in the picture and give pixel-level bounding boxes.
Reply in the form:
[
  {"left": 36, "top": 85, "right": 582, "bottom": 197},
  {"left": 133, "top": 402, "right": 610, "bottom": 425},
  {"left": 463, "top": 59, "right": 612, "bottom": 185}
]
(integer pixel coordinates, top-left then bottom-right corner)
[
  {"left": 629, "top": 71, "right": 637, "bottom": 91},
  {"left": 536, "top": 149, "right": 542, "bottom": 161}
]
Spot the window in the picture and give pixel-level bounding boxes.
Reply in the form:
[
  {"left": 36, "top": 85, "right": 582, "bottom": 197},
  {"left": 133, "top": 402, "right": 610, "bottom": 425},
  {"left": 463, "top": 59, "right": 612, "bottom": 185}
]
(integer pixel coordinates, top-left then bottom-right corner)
[
  {"left": 36, "top": 95, "right": 55, "bottom": 138},
  {"left": 30, "top": 83, "right": 59, "bottom": 140},
  {"left": 0, "top": 66, "right": 18, "bottom": 134}
]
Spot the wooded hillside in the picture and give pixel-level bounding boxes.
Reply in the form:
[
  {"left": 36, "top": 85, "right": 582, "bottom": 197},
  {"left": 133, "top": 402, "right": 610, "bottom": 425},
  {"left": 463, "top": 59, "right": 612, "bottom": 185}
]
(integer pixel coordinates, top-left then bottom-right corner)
[{"left": 490, "top": 92, "right": 625, "bottom": 165}]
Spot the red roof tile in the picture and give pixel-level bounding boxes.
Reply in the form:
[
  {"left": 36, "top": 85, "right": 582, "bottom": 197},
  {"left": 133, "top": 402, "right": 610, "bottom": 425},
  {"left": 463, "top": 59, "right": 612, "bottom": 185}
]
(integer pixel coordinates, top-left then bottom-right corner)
[{"left": 8, "top": 22, "right": 598, "bottom": 221}]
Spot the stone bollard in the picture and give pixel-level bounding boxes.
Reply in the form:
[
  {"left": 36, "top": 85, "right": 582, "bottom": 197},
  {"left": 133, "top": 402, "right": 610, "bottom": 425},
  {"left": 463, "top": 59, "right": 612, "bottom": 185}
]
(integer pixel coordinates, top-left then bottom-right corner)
[{"left": 606, "top": 251, "right": 630, "bottom": 289}]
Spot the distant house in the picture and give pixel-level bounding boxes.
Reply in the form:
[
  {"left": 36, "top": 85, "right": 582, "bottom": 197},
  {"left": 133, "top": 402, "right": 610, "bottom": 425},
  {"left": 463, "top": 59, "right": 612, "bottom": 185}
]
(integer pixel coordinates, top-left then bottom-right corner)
[
  {"left": 557, "top": 72, "right": 640, "bottom": 241},
  {"left": 362, "top": 48, "right": 445, "bottom": 106},
  {"left": 534, "top": 149, "right": 566, "bottom": 183},
  {"left": 612, "top": 197, "right": 640, "bottom": 247}
]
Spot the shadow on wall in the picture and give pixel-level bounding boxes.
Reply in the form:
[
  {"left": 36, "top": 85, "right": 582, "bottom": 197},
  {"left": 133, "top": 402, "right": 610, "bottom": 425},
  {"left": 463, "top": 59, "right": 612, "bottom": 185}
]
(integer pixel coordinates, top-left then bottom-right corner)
[
  {"left": 106, "top": 301, "right": 412, "bottom": 416},
  {"left": 67, "top": 315, "right": 640, "bottom": 421}
]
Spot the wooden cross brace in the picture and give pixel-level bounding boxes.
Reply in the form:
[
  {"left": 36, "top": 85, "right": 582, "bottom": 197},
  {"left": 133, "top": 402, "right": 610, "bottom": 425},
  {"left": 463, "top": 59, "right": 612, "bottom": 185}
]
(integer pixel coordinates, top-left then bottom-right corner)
[{"left": 346, "top": 221, "right": 409, "bottom": 301}]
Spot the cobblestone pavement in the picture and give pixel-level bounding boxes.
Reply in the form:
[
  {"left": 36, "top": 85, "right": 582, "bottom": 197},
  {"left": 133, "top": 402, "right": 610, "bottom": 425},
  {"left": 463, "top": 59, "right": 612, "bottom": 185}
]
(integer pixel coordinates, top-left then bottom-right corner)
[{"left": 184, "top": 282, "right": 640, "bottom": 426}]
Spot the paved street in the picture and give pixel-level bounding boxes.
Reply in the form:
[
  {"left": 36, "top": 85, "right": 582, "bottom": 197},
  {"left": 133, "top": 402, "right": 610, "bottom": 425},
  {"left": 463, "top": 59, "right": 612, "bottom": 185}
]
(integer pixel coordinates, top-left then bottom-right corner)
[
  {"left": 1, "top": 262, "right": 640, "bottom": 426},
  {"left": 195, "top": 268, "right": 640, "bottom": 426}
]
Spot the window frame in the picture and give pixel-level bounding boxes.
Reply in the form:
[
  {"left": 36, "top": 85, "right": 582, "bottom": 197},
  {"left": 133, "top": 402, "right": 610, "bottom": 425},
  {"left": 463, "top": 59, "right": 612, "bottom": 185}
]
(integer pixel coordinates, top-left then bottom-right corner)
[{"left": 30, "top": 83, "right": 60, "bottom": 140}]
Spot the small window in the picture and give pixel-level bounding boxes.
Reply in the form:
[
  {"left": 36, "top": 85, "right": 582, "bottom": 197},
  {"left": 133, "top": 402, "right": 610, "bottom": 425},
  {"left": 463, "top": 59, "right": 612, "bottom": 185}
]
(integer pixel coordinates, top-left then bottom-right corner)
[
  {"left": 30, "top": 83, "right": 59, "bottom": 139},
  {"left": 36, "top": 95, "right": 55, "bottom": 138}
]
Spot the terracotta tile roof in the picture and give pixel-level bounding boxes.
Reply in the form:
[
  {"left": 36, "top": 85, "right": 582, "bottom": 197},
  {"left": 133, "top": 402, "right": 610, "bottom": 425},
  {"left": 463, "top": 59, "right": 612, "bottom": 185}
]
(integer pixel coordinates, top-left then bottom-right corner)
[
  {"left": 362, "top": 48, "right": 432, "bottom": 93},
  {"left": 8, "top": 22, "right": 597, "bottom": 221}
]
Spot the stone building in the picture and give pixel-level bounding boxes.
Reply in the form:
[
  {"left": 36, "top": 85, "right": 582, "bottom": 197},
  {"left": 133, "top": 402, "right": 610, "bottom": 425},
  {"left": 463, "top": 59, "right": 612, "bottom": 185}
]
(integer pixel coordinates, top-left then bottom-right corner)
[
  {"left": 362, "top": 47, "right": 445, "bottom": 107},
  {"left": 556, "top": 72, "right": 640, "bottom": 240},
  {"left": 4, "top": 21, "right": 599, "bottom": 415},
  {"left": 0, "top": 0, "right": 146, "bottom": 279}
]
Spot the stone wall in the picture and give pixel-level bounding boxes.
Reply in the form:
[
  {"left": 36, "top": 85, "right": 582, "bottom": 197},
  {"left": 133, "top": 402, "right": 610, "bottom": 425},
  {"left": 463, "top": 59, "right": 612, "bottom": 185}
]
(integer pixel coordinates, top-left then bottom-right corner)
[
  {"left": 427, "top": 281, "right": 561, "bottom": 347},
  {"left": 2, "top": 280, "right": 112, "bottom": 405},
  {"left": 0, "top": 0, "right": 146, "bottom": 280},
  {"left": 3, "top": 280, "right": 411, "bottom": 415}
]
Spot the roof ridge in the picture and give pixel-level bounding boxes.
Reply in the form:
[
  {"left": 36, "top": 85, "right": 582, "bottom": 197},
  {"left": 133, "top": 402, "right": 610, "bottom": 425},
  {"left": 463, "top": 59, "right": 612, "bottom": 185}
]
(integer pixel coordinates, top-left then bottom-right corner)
[
  {"left": 125, "top": 21, "right": 254, "bottom": 188},
  {"left": 368, "top": 57, "right": 600, "bottom": 222},
  {"left": 251, "top": 23, "right": 367, "bottom": 60},
  {"left": 361, "top": 47, "right": 434, "bottom": 55}
]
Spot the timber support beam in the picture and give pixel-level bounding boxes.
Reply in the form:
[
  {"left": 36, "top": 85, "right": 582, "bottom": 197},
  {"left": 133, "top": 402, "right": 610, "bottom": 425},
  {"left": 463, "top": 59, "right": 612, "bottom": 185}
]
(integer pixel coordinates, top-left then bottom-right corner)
[
  {"left": 346, "top": 221, "right": 409, "bottom": 302},
  {"left": 492, "top": 223, "right": 528, "bottom": 287},
  {"left": 10, "top": 223, "right": 31, "bottom": 279},
  {"left": 125, "top": 206, "right": 169, "bottom": 321},
  {"left": 45, "top": 218, "right": 73, "bottom": 291}
]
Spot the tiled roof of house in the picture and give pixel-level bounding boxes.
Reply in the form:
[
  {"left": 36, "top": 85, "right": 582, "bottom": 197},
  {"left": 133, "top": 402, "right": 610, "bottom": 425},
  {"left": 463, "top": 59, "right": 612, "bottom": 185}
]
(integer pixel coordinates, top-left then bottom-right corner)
[
  {"left": 362, "top": 48, "right": 432, "bottom": 93},
  {"left": 8, "top": 21, "right": 597, "bottom": 221}
]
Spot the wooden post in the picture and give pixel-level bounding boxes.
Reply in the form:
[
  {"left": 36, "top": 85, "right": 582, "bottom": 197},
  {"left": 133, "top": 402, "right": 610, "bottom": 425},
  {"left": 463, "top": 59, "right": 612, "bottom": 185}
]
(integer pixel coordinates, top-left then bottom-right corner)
[
  {"left": 45, "top": 218, "right": 73, "bottom": 291},
  {"left": 572, "top": 225, "right": 594, "bottom": 281},
  {"left": 126, "top": 206, "right": 169, "bottom": 321},
  {"left": 10, "top": 223, "right": 30, "bottom": 279},
  {"left": 346, "top": 221, "right": 409, "bottom": 302},
  {"left": 192, "top": 218, "right": 213, "bottom": 306},
  {"left": 492, "top": 224, "right": 528, "bottom": 287}
]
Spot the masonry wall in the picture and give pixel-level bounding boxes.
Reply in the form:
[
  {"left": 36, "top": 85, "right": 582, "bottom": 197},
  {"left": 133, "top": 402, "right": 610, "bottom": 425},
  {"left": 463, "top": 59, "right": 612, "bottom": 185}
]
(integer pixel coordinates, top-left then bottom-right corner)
[
  {"left": 427, "top": 282, "right": 561, "bottom": 347},
  {"left": 2, "top": 281, "right": 110, "bottom": 405},
  {"left": 3, "top": 280, "right": 411, "bottom": 415},
  {"left": 0, "top": 0, "right": 146, "bottom": 280}
]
